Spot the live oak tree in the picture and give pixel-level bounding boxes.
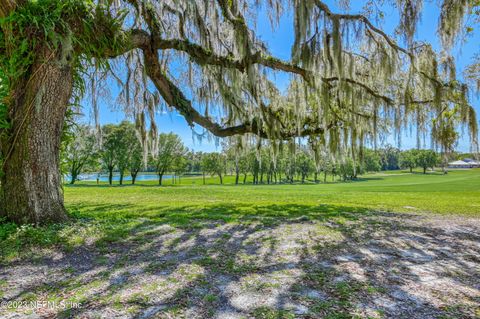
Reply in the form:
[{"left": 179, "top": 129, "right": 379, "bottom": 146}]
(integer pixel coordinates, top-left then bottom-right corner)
[
  {"left": 0, "top": 0, "right": 129, "bottom": 223},
  {"left": 0, "top": 0, "right": 479, "bottom": 224}
]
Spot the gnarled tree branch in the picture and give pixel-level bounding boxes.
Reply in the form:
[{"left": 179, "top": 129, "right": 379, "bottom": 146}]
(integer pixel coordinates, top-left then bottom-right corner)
[{"left": 142, "top": 42, "right": 331, "bottom": 140}]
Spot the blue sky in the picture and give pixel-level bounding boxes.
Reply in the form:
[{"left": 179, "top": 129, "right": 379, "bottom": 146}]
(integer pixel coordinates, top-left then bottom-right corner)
[{"left": 85, "top": 0, "right": 480, "bottom": 152}]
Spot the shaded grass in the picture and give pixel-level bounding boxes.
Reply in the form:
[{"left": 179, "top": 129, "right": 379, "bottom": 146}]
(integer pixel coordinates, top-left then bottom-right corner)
[
  {"left": 1, "top": 169, "right": 479, "bottom": 263},
  {"left": 0, "top": 203, "right": 361, "bottom": 262},
  {"left": 1, "top": 194, "right": 478, "bottom": 318}
]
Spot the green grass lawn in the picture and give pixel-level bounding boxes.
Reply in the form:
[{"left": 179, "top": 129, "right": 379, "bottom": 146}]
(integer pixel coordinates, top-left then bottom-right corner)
[
  {"left": 1, "top": 169, "right": 479, "bottom": 262},
  {"left": 1, "top": 170, "right": 480, "bottom": 319},
  {"left": 67, "top": 168, "right": 480, "bottom": 218}
]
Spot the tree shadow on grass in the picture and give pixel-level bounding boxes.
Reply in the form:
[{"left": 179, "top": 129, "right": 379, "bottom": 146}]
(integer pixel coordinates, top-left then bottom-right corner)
[
  {"left": 0, "top": 203, "right": 479, "bottom": 318},
  {"left": 65, "top": 201, "right": 367, "bottom": 227}
]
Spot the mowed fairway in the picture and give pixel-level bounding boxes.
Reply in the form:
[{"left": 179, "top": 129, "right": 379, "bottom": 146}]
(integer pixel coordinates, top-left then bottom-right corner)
[
  {"left": 65, "top": 169, "right": 480, "bottom": 219},
  {"left": 1, "top": 170, "right": 480, "bottom": 319}
]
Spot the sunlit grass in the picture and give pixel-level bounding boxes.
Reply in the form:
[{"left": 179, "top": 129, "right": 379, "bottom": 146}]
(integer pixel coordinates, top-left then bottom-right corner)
[
  {"left": 1, "top": 169, "right": 479, "bottom": 262},
  {"left": 68, "top": 169, "right": 480, "bottom": 216}
]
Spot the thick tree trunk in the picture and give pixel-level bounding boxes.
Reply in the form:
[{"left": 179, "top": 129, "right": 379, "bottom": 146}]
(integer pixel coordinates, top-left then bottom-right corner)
[
  {"left": 0, "top": 47, "right": 73, "bottom": 225},
  {"left": 0, "top": 0, "right": 19, "bottom": 19},
  {"left": 219, "top": 174, "right": 223, "bottom": 184},
  {"left": 158, "top": 173, "right": 163, "bottom": 185}
]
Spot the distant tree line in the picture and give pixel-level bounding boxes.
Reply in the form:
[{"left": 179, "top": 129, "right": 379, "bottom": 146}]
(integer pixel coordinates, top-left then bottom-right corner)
[{"left": 62, "top": 122, "right": 471, "bottom": 185}]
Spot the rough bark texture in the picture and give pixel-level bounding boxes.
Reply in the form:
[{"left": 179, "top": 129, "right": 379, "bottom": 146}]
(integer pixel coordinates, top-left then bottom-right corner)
[
  {"left": 0, "top": 47, "right": 73, "bottom": 225},
  {"left": 0, "top": 0, "right": 21, "bottom": 18}
]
